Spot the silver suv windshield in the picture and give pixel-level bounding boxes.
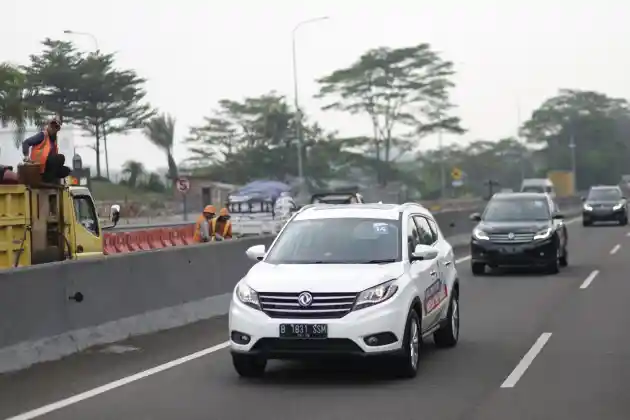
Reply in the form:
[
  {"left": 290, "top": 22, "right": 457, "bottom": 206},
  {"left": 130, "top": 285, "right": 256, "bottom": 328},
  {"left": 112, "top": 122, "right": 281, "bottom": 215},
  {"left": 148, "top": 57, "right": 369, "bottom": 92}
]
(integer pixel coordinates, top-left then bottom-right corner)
[{"left": 265, "top": 217, "right": 402, "bottom": 264}]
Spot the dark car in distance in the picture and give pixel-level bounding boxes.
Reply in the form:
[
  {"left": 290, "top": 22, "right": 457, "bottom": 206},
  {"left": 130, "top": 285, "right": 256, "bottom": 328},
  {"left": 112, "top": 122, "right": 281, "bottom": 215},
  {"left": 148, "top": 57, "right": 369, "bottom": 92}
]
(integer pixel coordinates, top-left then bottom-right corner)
[
  {"left": 582, "top": 185, "right": 628, "bottom": 226},
  {"left": 469, "top": 193, "right": 568, "bottom": 275}
]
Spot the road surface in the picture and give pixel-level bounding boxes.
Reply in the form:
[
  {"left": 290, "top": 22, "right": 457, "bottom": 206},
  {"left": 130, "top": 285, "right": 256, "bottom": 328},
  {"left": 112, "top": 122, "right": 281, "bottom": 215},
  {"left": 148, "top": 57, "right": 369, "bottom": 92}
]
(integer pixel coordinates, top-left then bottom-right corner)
[{"left": 2, "top": 217, "right": 629, "bottom": 420}]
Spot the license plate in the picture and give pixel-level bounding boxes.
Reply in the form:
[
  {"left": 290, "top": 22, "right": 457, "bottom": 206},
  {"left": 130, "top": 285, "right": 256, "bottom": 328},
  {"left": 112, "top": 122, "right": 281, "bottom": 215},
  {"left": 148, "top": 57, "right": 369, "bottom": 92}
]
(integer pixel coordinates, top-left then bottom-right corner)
[{"left": 279, "top": 324, "right": 328, "bottom": 339}]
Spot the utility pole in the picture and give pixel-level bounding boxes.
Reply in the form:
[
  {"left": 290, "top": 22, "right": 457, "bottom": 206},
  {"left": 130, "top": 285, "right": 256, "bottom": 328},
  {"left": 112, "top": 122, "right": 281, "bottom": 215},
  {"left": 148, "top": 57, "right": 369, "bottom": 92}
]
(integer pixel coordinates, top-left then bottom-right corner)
[
  {"left": 438, "top": 129, "right": 446, "bottom": 198},
  {"left": 291, "top": 16, "right": 329, "bottom": 199},
  {"left": 569, "top": 134, "right": 577, "bottom": 189}
]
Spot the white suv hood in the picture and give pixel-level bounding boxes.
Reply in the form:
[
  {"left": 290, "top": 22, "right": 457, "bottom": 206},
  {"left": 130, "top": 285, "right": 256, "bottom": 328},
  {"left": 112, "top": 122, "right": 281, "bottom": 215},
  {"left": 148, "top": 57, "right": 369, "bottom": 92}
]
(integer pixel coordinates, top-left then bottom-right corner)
[{"left": 243, "top": 262, "right": 405, "bottom": 293}]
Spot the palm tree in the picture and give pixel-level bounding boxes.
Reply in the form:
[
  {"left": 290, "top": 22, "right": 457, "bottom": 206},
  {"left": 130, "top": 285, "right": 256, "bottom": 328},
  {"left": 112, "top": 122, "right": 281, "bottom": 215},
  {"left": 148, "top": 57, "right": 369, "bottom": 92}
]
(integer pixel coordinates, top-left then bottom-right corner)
[
  {"left": 122, "top": 160, "right": 145, "bottom": 188},
  {"left": 0, "top": 63, "right": 40, "bottom": 148},
  {"left": 144, "top": 114, "right": 178, "bottom": 181}
]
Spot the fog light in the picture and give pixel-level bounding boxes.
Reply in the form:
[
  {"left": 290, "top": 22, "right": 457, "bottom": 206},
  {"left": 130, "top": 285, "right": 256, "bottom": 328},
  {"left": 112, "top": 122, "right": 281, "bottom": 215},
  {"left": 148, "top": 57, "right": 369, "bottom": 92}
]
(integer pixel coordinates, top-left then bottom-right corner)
[
  {"left": 231, "top": 331, "right": 251, "bottom": 344},
  {"left": 363, "top": 332, "right": 398, "bottom": 346}
]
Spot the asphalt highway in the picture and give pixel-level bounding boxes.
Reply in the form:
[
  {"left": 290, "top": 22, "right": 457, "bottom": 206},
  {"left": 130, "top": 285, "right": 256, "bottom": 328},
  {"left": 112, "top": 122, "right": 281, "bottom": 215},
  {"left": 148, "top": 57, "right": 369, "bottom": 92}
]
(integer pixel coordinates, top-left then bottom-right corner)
[{"left": 2, "top": 217, "right": 630, "bottom": 420}]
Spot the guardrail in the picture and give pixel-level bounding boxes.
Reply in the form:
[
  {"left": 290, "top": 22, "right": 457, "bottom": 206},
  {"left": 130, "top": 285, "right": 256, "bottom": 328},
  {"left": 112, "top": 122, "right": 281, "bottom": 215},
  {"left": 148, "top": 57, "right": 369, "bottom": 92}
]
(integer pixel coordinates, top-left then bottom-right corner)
[{"left": 0, "top": 197, "right": 583, "bottom": 373}]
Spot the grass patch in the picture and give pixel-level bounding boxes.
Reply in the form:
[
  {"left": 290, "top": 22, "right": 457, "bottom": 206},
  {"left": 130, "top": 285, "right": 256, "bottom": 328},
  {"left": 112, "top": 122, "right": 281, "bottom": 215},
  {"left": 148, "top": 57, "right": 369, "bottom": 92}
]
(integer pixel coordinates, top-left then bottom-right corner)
[{"left": 90, "top": 180, "right": 170, "bottom": 202}]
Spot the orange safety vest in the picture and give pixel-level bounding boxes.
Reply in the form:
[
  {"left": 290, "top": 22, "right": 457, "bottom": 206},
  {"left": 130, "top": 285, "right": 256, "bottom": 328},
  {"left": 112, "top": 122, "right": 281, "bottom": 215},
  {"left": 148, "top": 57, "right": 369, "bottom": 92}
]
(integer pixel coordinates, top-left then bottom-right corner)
[
  {"left": 192, "top": 215, "right": 207, "bottom": 242},
  {"left": 29, "top": 132, "right": 58, "bottom": 173},
  {"left": 211, "top": 218, "right": 232, "bottom": 240}
]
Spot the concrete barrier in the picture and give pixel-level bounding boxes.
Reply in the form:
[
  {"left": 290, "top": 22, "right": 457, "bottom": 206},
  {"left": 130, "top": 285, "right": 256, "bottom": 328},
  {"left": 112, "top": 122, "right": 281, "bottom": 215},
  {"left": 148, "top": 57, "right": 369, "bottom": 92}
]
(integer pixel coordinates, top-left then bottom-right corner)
[{"left": 0, "top": 200, "right": 582, "bottom": 373}]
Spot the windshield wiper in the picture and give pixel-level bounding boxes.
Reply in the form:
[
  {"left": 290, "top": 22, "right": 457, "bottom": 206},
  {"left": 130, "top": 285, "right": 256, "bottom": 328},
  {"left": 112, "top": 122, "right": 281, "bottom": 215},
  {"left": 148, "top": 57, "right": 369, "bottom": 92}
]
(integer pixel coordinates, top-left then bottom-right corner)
[{"left": 362, "top": 259, "right": 397, "bottom": 264}]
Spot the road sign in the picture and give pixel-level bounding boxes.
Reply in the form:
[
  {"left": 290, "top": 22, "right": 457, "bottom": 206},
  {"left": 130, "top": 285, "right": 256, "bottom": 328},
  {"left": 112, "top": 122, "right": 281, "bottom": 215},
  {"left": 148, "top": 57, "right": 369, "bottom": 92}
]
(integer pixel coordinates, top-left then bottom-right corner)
[
  {"left": 451, "top": 167, "right": 462, "bottom": 180},
  {"left": 176, "top": 177, "right": 190, "bottom": 193}
]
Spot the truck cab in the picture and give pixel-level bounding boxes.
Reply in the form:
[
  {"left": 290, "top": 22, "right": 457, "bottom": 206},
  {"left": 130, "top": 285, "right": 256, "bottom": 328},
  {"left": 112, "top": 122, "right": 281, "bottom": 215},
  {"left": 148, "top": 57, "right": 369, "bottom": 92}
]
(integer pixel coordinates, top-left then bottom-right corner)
[{"left": 0, "top": 173, "right": 119, "bottom": 268}]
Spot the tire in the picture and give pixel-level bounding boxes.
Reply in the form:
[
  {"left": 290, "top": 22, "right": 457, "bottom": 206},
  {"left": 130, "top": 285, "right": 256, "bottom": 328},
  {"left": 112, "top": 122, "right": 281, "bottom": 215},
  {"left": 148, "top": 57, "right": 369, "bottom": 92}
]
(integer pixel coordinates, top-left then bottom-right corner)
[
  {"left": 471, "top": 262, "right": 485, "bottom": 276},
  {"left": 582, "top": 219, "right": 592, "bottom": 227},
  {"left": 232, "top": 353, "right": 267, "bottom": 378},
  {"left": 434, "top": 289, "right": 460, "bottom": 348},
  {"left": 546, "top": 246, "right": 560, "bottom": 274},
  {"left": 559, "top": 246, "right": 568, "bottom": 267},
  {"left": 621, "top": 217, "right": 628, "bottom": 226},
  {"left": 392, "top": 309, "right": 422, "bottom": 379}
]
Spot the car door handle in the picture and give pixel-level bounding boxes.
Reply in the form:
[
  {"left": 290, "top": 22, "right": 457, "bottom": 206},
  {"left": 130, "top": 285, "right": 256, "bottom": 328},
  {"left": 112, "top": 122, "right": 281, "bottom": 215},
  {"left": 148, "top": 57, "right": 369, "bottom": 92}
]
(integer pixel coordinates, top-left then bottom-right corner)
[
  {"left": 430, "top": 270, "right": 438, "bottom": 277},
  {"left": 444, "top": 260, "right": 452, "bottom": 266}
]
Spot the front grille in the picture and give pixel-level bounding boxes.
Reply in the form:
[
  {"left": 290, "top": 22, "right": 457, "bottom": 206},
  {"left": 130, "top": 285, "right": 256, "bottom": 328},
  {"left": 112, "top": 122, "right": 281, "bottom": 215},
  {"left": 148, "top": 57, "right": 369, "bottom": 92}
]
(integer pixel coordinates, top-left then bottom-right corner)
[
  {"left": 252, "top": 338, "right": 363, "bottom": 354},
  {"left": 488, "top": 233, "right": 535, "bottom": 243},
  {"left": 258, "top": 292, "right": 357, "bottom": 319}
]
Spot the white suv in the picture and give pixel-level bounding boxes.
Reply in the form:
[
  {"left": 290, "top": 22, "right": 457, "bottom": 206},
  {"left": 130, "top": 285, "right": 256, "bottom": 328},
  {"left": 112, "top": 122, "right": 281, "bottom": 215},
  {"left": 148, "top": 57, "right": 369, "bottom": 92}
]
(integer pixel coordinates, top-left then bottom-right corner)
[{"left": 229, "top": 203, "right": 460, "bottom": 378}]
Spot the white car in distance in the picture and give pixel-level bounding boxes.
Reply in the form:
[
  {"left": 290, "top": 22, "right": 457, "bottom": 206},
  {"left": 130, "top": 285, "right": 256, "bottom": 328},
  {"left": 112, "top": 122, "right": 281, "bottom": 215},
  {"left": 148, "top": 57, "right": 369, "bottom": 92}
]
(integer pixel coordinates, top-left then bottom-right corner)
[{"left": 229, "top": 203, "right": 460, "bottom": 378}]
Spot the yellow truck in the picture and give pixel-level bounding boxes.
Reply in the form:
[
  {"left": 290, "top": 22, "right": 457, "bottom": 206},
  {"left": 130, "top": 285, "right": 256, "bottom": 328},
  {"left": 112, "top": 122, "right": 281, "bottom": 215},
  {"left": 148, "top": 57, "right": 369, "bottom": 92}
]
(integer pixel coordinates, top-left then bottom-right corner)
[
  {"left": 0, "top": 180, "right": 120, "bottom": 269},
  {"left": 547, "top": 170, "right": 575, "bottom": 198}
]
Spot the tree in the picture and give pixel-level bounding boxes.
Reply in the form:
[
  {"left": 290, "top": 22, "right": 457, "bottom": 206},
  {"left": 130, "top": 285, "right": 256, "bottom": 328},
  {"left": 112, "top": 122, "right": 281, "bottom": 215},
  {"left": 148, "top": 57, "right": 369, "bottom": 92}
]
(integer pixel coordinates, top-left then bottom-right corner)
[
  {"left": 520, "top": 89, "right": 630, "bottom": 188},
  {"left": 0, "top": 63, "right": 41, "bottom": 147},
  {"left": 122, "top": 160, "right": 145, "bottom": 188},
  {"left": 185, "top": 92, "right": 359, "bottom": 186},
  {"left": 72, "top": 53, "right": 155, "bottom": 178},
  {"left": 144, "top": 113, "right": 178, "bottom": 181},
  {"left": 316, "top": 43, "right": 465, "bottom": 183},
  {"left": 23, "top": 38, "right": 84, "bottom": 123}
]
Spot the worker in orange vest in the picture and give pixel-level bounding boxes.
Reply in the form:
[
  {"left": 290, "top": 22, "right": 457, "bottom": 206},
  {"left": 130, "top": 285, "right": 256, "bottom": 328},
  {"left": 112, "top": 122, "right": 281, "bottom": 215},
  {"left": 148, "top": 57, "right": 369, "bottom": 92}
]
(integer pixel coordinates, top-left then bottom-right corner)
[
  {"left": 212, "top": 207, "right": 233, "bottom": 241},
  {"left": 193, "top": 205, "right": 216, "bottom": 243},
  {"left": 22, "top": 118, "right": 72, "bottom": 182}
]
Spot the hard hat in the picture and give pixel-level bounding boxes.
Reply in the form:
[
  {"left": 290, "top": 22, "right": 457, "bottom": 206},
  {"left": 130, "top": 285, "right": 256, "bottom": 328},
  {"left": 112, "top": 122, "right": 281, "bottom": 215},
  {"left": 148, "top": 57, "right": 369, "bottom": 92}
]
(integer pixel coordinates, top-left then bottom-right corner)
[
  {"left": 203, "top": 205, "right": 216, "bottom": 214},
  {"left": 219, "top": 207, "right": 229, "bottom": 216}
]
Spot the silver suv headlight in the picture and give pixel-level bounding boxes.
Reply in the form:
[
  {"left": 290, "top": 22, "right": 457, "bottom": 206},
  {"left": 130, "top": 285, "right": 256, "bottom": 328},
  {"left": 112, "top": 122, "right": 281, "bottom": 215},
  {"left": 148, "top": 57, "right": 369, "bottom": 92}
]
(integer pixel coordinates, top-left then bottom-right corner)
[
  {"left": 354, "top": 280, "right": 398, "bottom": 311},
  {"left": 235, "top": 283, "right": 261, "bottom": 310}
]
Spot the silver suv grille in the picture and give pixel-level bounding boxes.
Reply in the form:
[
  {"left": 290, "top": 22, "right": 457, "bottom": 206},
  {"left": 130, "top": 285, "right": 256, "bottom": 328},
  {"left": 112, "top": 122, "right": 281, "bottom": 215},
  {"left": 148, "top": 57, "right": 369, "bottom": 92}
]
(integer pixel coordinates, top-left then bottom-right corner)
[
  {"left": 258, "top": 292, "right": 358, "bottom": 319},
  {"left": 488, "top": 233, "right": 535, "bottom": 243}
]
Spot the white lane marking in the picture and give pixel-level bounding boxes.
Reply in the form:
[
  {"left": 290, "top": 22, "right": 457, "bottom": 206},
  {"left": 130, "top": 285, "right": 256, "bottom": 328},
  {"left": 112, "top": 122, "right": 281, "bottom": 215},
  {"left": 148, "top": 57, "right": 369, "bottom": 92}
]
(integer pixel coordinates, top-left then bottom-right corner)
[
  {"left": 5, "top": 342, "right": 230, "bottom": 420},
  {"left": 500, "top": 332, "right": 552, "bottom": 388},
  {"left": 579, "top": 270, "right": 599, "bottom": 289},
  {"left": 610, "top": 244, "right": 621, "bottom": 255},
  {"left": 455, "top": 255, "right": 471, "bottom": 264}
]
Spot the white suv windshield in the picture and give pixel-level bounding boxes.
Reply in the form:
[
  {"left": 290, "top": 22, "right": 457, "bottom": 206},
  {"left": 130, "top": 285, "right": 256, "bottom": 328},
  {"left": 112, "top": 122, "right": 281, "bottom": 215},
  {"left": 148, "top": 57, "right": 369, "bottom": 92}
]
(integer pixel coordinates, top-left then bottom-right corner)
[{"left": 265, "top": 217, "right": 402, "bottom": 264}]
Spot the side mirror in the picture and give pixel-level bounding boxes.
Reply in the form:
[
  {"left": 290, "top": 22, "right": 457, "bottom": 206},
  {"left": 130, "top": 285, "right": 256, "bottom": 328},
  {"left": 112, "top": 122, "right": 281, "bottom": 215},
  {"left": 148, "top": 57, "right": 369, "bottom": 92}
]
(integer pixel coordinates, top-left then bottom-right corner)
[
  {"left": 110, "top": 204, "right": 121, "bottom": 226},
  {"left": 246, "top": 244, "right": 266, "bottom": 262},
  {"left": 410, "top": 244, "right": 438, "bottom": 262},
  {"left": 552, "top": 212, "right": 564, "bottom": 220},
  {"left": 469, "top": 212, "right": 481, "bottom": 222}
]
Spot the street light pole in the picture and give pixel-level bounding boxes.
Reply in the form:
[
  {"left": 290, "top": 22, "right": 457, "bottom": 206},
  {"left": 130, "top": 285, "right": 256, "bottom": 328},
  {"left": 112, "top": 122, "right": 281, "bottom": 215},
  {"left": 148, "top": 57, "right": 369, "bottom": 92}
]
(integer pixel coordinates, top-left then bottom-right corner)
[
  {"left": 63, "top": 30, "right": 109, "bottom": 179},
  {"left": 291, "top": 16, "right": 329, "bottom": 198}
]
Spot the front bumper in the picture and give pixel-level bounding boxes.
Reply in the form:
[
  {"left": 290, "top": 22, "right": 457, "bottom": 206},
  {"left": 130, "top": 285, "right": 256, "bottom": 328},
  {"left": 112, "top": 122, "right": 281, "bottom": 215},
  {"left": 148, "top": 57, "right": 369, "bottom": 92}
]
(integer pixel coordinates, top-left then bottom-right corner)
[
  {"left": 229, "top": 297, "right": 409, "bottom": 359},
  {"left": 470, "top": 237, "right": 557, "bottom": 267},
  {"left": 583, "top": 208, "right": 626, "bottom": 222}
]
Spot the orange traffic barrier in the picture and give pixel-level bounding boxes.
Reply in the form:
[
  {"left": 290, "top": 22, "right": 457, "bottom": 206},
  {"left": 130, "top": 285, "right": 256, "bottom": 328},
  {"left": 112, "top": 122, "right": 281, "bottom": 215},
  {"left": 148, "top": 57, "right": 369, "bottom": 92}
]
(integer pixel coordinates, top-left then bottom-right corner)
[{"left": 103, "top": 225, "right": 198, "bottom": 254}]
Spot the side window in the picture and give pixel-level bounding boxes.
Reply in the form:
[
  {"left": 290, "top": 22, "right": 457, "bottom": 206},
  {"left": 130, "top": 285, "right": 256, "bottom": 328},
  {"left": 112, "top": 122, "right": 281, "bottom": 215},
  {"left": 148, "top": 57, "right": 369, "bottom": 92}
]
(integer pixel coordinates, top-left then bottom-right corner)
[
  {"left": 426, "top": 218, "right": 440, "bottom": 242},
  {"left": 406, "top": 217, "right": 420, "bottom": 257},
  {"left": 413, "top": 216, "right": 435, "bottom": 245},
  {"left": 73, "top": 196, "right": 100, "bottom": 236}
]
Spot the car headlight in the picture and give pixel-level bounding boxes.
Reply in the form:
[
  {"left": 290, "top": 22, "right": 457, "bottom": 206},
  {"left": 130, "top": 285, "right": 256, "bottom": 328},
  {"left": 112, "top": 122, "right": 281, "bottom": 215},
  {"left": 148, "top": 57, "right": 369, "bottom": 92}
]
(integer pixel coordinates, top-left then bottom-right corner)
[
  {"left": 235, "top": 283, "right": 261, "bottom": 310},
  {"left": 472, "top": 228, "right": 489, "bottom": 240},
  {"left": 583, "top": 204, "right": 593, "bottom": 211},
  {"left": 533, "top": 227, "right": 552, "bottom": 240},
  {"left": 354, "top": 280, "right": 398, "bottom": 311},
  {"left": 613, "top": 203, "right": 623, "bottom": 211}
]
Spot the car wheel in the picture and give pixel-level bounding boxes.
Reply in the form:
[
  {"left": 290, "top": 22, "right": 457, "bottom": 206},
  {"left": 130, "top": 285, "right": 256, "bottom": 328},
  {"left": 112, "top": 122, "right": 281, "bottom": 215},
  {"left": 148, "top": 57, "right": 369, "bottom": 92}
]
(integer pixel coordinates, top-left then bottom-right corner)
[
  {"left": 392, "top": 309, "right": 422, "bottom": 379},
  {"left": 232, "top": 353, "right": 267, "bottom": 378},
  {"left": 559, "top": 246, "right": 568, "bottom": 267},
  {"left": 546, "top": 247, "right": 560, "bottom": 274},
  {"left": 434, "top": 289, "right": 460, "bottom": 348},
  {"left": 621, "top": 217, "right": 628, "bottom": 226},
  {"left": 582, "top": 220, "right": 592, "bottom": 227},
  {"left": 471, "top": 262, "right": 485, "bottom": 276}
]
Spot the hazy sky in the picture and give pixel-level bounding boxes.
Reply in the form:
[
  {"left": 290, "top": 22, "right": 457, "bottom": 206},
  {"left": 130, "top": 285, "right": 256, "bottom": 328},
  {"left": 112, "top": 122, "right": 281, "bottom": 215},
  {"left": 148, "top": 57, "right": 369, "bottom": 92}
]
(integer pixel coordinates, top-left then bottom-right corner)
[{"left": 2, "top": 0, "right": 629, "bottom": 171}]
